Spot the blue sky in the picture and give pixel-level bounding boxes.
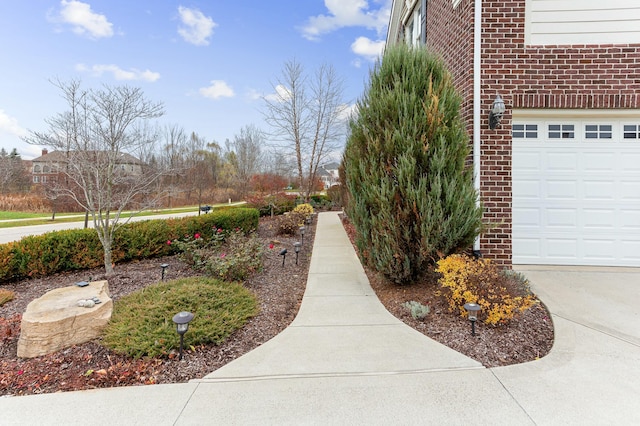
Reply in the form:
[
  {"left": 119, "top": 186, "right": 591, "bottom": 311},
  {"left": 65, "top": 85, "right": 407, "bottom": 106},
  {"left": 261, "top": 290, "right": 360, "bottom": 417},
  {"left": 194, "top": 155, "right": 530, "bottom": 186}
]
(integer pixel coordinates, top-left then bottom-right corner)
[{"left": 0, "top": 0, "right": 390, "bottom": 160}]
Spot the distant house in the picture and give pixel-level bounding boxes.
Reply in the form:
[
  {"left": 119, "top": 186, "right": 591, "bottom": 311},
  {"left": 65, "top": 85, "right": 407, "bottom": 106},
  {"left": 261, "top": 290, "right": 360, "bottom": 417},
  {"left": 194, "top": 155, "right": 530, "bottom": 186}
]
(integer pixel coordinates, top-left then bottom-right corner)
[
  {"left": 318, "top": 162, "right": 340, "bottom": 188},
  {"left": 31, "top": 149, "right": 144, "bottom": 184},
  {"left": 387, "top": 0, "right": 640, "bottom": 268}
]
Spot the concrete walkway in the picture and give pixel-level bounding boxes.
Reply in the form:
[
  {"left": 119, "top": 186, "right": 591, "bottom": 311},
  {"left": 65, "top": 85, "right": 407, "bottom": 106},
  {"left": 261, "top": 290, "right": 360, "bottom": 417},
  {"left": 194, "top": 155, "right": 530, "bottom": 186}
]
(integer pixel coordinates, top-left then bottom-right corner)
[{"left": 1, "top": 212, "right": 640, "bottom": 425}]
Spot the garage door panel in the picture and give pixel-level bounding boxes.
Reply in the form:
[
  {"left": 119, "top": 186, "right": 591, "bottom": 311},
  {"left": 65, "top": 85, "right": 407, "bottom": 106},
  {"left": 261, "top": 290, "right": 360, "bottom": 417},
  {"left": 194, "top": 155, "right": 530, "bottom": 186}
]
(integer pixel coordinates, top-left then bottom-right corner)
[
  {"left": 513, "top": 179, "right": 541, "bottom": 199},
  {"left": 517, "top": 151, "right": 541, "bottom": 171},
  {"left": 547, "top": 180, "right": 577, "bottom": 199},
  {"left": 582, "top": 239, "right": 616, "bottom": 260},
  {"left": 547, "top": 152, "right": 578, "bottom": 171},
  {"left": 621, "top": 241, "right": 640, "bottom": 261},
  {"left": 512, "top": 115, "right": 640, "bottom": 266},
  {"left": 621, "top": 153, "right": 640, "bottom": 171},
  {"left": 620, "top": 181, "right": 640, "bottom": 200},
  {"left": 621, "top": 210, "right": 640, "bottom": 229},
  {"left": 583, "top": 180, "right": 616, "bottom": 200},
  {"left": 546, "top": 238, "right": 578, "bottom": 259},
  {"left": 546, "top": 208, "right": 577, "bottom": 227},
  {"left": 513, "top": 238, "right": 542, "bottom": 258},
  {"left": 513, "top": 207, "right": 541, "bottom": 227},
  {"left": 583, "top": 208, "right": 616, "bottom": 229},
  {"left": 583, "top": 152, "right": 616, "bottom": 171}
]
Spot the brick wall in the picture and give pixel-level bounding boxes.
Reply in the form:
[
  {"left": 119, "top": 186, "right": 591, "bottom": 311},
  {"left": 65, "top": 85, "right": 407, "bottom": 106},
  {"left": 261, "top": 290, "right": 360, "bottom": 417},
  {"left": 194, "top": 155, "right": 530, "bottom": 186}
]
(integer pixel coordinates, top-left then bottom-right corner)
[{"left": 424, "top": 0, "right": 640, "bottom": 266}]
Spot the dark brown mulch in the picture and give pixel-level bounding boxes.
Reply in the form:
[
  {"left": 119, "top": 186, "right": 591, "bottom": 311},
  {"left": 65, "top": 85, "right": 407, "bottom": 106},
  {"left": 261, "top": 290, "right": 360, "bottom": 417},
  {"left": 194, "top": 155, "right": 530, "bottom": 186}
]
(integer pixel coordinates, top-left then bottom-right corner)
[
  {"left": 0, "top": 212, "right": 554, "bottom": 397},
  {"left": 0, "top": 216, "right": 314, "bottom": 396},
  {"left": 340, "top": 216, "right": 554, "bottom": 367}
]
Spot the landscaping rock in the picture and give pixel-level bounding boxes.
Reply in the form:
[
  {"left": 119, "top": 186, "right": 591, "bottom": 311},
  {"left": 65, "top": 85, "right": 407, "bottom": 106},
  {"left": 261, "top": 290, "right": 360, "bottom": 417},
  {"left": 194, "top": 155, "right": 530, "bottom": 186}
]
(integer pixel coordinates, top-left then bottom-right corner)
[{"left": 17, "top": 281, "right": 113, "bottom": 358}]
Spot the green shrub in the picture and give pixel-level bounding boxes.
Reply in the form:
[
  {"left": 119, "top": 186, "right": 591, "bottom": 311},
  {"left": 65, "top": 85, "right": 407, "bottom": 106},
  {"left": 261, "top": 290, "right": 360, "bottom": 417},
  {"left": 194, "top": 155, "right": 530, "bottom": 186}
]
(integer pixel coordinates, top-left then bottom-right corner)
[
  {"left": 436, "top": 254, "right": 535, "bottom": 326},
  {"left": 0, "top": 208, "right": 259, "bottom": 284},
  {"left": 175, "top": 229, "right": 263, "bottom": 282},
  {"left": 247, "top": 193, "right": 297, "bottom": 217},
  {"left": 402, "top": 300, "right": 430, "bottom": 320},
  {"left": 276, "top": 212, "right": 306, "bottom": 236},
  {"left": 102, "top": 277, "right": 259, "bottom": 358},
  {"left": 343, "top": 44, "right": 482, "bottom": 284},
  {"left": 325, "top": 186, "right": 344, "bottom": 208}
]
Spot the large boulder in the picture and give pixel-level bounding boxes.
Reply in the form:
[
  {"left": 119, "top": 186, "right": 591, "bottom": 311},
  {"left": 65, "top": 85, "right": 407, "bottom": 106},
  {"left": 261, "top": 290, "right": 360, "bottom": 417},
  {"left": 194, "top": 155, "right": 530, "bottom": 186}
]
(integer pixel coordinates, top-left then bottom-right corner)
[{"left": 17, "top": 280, "right": 113, "bottom": 358}]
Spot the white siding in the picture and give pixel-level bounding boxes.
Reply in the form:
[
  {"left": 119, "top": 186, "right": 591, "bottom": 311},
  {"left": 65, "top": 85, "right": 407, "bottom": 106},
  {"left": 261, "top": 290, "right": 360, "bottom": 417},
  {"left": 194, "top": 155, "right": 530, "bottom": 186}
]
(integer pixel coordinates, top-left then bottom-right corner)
[{"left": 526, "top": 0, "right": 640, "bottom": 45}]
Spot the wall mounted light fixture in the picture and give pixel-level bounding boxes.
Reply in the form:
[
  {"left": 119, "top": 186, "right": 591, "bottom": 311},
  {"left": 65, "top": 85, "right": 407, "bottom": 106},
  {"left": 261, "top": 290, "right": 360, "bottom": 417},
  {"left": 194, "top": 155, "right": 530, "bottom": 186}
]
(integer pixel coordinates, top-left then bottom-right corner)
[{"left": 488, "top": 95, "right": 506, "bottom": 129}]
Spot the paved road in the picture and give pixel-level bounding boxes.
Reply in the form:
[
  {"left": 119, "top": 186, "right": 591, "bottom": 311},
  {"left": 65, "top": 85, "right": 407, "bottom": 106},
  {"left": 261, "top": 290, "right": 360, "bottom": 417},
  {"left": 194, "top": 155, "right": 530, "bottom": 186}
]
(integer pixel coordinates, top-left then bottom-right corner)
[{"left": 0, "top": 211, "right": 200, "bottom": 244}]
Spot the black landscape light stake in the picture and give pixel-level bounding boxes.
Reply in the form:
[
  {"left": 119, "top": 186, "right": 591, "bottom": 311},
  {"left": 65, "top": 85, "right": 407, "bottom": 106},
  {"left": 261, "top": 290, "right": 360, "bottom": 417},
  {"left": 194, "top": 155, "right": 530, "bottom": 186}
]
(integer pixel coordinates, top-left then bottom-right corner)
[
  {"left": 463, "top": 303, "right": 481, "bottom": 336},
  {"left": 172, "top": 311, "right": 194, "bottom": 360},
  {"left": 279, "top": 248, "right": 288, "bottom": 266},
  {"left": 294, "top": 242, "right": 301, "bottom": 265},
  {"left": 160, "top": 263, "right": 169, "bottom": 281},
  {"left": 299, "top": 226, "right": 305, "bottom": 246}
]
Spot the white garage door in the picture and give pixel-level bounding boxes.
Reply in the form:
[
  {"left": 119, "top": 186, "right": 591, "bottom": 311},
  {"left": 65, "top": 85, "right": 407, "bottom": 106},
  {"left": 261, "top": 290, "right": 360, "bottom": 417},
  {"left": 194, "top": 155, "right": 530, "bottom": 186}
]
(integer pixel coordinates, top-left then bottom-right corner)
[{"left": 512, "top": 113, "right": 640, "bottom": 266}]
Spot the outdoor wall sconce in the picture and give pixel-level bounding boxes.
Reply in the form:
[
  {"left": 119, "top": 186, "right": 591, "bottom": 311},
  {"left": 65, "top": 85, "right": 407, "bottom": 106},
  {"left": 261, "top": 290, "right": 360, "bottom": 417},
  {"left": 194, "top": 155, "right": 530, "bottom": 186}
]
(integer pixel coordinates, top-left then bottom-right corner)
[
  {"left": 294, "top": 242, "right": 301, "bottom": 265},
  {"left": 172, "top": 311, "right": 194, "bottom": 360},
  {"left": 488, "top": 95, "right": 506, "bottom": 129},
  {"left": 160, "top": 263, "right": 169, "bottom": 281},
  {"left": 299, "top": 226, "right": 306, "bottom": 246},
  {"left": 463, "top": 303, "right": 481, "bottom": 336},
  {"left": 279, "top": 248, "right": 288, "bottom": 266}
]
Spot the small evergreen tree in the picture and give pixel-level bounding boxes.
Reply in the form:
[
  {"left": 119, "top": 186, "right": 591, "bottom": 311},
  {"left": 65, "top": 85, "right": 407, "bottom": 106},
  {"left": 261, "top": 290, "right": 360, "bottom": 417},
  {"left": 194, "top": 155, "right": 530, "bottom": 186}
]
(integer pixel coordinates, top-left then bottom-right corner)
[{"left": 343, "top": 44, "right": 482, "bottom": 284}]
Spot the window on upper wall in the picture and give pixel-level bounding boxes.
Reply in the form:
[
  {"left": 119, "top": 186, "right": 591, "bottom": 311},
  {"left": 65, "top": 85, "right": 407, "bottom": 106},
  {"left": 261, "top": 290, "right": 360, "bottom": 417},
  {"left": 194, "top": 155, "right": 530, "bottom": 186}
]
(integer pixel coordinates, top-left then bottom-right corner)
[
  {"left": 623, "top": 124, "right": 640, "bottom": 139},
  {"left": 403, "top": 3, "right": 422, "bottom": 47},
  {"left": 548, "top": 124, "right": 575, "bottom": 139},
  {"left": 585, "top": 124, "right": 612, "bottom": 140},
  {"left": 513, "top": 124, "right": 539, "bottom": 139}
]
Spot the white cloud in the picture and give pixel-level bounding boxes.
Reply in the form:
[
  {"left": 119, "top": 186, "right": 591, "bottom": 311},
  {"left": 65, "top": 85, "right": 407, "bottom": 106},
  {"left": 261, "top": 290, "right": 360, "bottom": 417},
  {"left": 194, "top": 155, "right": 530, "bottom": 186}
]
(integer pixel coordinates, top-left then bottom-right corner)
[
  {"left": 177, "top": 6, "right": 216, "bottom": 46},
  {"left": 199, "top": 80, "right": 235, "bottom": 99},
  {"left": 338, "top": 103, "right": 358, "bottom": 122},
  {"left": 300, "top": 0, "right": 391, "bottom": 41},
  {"left": 0, "top": 110, "right": 27, "bottom": 138},
  {"left": 351, "top": 36, "right": 385, "bottom": 61},
  {"left": 264, "top": 84, "right": 292, "bottom": 103},
  {"left": 54, "top": 0, "right": 114, "bottom": 39},
  {"left": 76, "top": 63, "right": 161, "bottom": 82}
]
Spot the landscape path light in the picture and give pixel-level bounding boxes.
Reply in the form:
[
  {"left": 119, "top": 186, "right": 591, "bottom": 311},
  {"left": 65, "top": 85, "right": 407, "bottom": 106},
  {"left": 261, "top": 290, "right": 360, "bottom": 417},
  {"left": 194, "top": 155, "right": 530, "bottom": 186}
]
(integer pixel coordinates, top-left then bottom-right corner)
[
  {"left": 160, "top": 263, "right": 169, "bottom": 281},
  {"left": 279, "top": 248, "right": 288, "bottom": 267},
  {"left": 294, "top": 242, "right": 301, "bottom": 265},
  {"left": 463, "top": 303, "right": 481, "bottom": 336},
  {"left": 299, "top": 226, "right": 305, "bottom": 245},
  {"left": 172, "top": 311, "right": 194, "bottom": 360}
]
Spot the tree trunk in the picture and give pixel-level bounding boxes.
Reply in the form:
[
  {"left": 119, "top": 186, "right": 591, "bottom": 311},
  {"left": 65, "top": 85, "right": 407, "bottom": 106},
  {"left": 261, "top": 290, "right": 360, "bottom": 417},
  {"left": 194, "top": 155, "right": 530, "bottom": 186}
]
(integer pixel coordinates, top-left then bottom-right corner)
[{"left": 103, "top": 240, "right": 114, "bottom": 276}]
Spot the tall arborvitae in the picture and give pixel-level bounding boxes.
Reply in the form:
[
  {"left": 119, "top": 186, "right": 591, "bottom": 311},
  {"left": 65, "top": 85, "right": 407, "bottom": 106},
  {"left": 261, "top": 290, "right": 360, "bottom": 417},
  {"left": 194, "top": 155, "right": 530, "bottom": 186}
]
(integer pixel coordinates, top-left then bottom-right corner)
[{"left": 343, "top": 44, "right": 482, "bottom": 284}]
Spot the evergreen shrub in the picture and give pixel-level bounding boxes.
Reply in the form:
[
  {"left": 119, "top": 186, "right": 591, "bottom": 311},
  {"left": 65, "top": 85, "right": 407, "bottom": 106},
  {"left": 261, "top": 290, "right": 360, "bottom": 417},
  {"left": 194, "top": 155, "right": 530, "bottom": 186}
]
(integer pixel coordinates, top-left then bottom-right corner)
[
  {"left": 0, "top": 208, "right": 259, "bottom": 284},
  {"left": 343, "top": 44, "right": 482, "bottom": 284}
]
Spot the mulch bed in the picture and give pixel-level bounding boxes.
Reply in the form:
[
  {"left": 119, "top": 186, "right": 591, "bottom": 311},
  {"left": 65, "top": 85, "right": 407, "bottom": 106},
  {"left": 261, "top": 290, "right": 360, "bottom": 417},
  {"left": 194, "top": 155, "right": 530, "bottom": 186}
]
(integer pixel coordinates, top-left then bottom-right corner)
[{"left": 0, "top": 213, "right": 554, "bottom": 397}]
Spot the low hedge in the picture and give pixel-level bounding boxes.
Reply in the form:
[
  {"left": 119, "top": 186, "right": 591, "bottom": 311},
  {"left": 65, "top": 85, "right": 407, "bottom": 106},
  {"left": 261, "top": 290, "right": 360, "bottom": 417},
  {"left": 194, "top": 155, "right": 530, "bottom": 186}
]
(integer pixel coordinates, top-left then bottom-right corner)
[{"left": 0, "top": 207, "right": 259, "bottom": 284}]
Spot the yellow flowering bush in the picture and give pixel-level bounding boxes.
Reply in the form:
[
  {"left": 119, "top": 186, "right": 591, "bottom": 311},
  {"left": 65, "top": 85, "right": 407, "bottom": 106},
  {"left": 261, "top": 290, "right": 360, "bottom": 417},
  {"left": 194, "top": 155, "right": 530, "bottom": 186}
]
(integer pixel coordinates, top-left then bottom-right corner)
[
  {"left": 293, "top": 203, "right": 314, "bottom": 216},
  {"left": 436, "top": 254, "right": 535, "bottom": 326}
]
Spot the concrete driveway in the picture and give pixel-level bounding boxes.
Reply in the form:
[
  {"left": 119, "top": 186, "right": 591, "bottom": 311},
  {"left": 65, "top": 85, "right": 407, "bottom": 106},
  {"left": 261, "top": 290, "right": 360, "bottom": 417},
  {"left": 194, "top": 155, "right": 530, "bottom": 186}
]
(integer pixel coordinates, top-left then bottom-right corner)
[{"left": 493, "top": 265, "right": 640, "bottom": 424}]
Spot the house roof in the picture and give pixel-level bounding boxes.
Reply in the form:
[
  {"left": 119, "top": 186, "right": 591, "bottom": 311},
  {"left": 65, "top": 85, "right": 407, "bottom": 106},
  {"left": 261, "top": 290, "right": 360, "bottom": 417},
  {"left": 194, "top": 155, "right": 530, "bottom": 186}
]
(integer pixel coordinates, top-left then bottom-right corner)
[{"left": 32, "top": 150, "right": 143, "bottom": 165}]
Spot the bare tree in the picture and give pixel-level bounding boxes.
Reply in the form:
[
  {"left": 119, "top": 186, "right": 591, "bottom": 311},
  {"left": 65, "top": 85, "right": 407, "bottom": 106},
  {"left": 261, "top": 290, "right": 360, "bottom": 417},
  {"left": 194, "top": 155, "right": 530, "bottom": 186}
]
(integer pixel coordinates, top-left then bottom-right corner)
[
  {"left": 263, "top": 59, "right": 347, "bottom": 200},
  {"left": 226, "top": 124, "right": 264, "bottom": 198},
  {"left": 0, "top": 148, "right": 30, "bottom": 193},
  {"left": 24, "top": 79, "right": 167, "bottom": 275}
]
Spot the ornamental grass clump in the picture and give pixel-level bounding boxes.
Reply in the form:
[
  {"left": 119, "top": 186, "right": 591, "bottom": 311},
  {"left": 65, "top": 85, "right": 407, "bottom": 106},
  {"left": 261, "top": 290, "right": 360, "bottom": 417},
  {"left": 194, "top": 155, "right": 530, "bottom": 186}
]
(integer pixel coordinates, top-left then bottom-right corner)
[
  {"left": 436, "top": 254, "right": 536, "bottom": 326},
  {"left": 0, "top": 288, "right": 15, "bottom": 307},
  {"left": 344, "top": 44, "right": 482, "bottom": 284},
  {"left": 102, "top": 277, "right": 259, "bottom": 358}
]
